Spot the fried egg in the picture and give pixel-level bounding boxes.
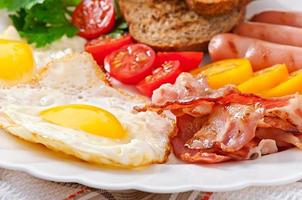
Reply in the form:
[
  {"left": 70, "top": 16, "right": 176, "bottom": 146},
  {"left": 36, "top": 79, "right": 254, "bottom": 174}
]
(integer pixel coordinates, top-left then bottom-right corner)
[
  {"left": 0, "top": 21, "right": 85, "bottom": 86},
  {"left": 0, "top": 52, "right": 174, "bottom": 167}
]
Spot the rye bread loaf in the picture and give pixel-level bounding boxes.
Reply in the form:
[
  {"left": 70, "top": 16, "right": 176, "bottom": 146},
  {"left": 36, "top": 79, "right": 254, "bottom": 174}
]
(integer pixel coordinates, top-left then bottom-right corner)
[
  {"left": 119, "top": 0, "right": 245, "bottom": 51},
  {"left": 186, "top": 0, "right": 250, "bottom": 16}
]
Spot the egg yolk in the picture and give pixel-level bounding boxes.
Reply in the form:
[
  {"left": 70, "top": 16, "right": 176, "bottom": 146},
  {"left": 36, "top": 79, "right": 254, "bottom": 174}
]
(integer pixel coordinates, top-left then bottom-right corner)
[
  {"left": 40, "top": 104, "right": 127, "bottom": 139},
  {"left": 0, "top": 39, "right": 35, "bottom": 84}
]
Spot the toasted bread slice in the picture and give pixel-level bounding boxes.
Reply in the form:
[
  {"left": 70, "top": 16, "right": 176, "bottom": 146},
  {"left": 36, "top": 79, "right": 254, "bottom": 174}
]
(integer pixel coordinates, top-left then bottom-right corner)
[
  {"left": 186, "top": 0, "right": 250, "bottom": 16},
  {"left": 119, "top": 0, "right": 245, "bottom": 51}
]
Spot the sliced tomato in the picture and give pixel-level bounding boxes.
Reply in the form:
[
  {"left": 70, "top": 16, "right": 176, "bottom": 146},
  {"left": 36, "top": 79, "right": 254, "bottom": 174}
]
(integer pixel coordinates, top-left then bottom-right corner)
[
  {"left": 104, "top": 44, "right": 156, "bottom": 84},
  {"left": 136, "top": 60, "right": 182, "bottom": 97},
  {"left": 72, "top": 0, "right": 115, "bottom": 39},
  {"left": 156, "top": 52, "right": 203, "bottom": 72},
  {"left": 85, "top": 35, "right": 133, "bottom": 66}
]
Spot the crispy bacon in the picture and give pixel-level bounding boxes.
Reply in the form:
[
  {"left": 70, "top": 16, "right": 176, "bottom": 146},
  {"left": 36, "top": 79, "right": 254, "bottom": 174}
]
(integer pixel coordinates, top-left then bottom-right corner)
[
  {"left": 139, "top": 73, "right": 302, "bottom": 164},
  {"left": 173, "top": 115, "right": 262, "bottom": 163},
  {"left": 185, "top": 104, "right": 264, "bottom": 152},
  {"left": 265, "top": 95, "right": 302, "bottom": 132},
  {"left": 256, "top": 128, "right": 302, "bottom": 150},
  {"left": 220, "top": 139, "right": 260, "bottom": 160},
  {"left": 150, "top": 73, "right": 291, "bottom": 109},
  {"left": 152, "top": 73, "right": 210, "bottom": 106},
  {"left": 247, "top": 139, "right": 278, "bottom": 160},
  {"left": 259, "top": 116, "right": 299, "bottom": 133},
  {"left": 143, "top": 90, "right": 292, "bottom": 114},
  {"left": 173, "top": 114, "right": 232, "bottom": 164},
  {"left": 173, "top": 138, "right": 232, "bottom": 164}
]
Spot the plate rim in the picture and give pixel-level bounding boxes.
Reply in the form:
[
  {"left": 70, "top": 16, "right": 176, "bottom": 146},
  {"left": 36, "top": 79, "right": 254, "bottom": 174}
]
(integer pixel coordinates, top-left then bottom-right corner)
[{"left": 0, "top": 153, "right": 301, "bottom": 193}]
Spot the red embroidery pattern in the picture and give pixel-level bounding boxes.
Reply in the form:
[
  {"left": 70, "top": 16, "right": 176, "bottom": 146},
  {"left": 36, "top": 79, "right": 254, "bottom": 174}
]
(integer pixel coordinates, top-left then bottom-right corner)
[
  {"left": 201, "top": 192, "right": 213, "bottom": 200},
  {"left": 64, "top": 188, "right": 91, "bottom": 200}
]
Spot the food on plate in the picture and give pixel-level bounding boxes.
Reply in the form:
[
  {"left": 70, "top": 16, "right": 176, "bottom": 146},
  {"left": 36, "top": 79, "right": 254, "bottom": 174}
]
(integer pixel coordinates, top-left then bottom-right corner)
[
  {"left": 40, "top": 104, "right": 126, "bottom": 139},
  {"left": 85, "top": 34, "right": 133, "bottom": 66},
  {"left": 209, "top": 33, "right": 302, "bottom": 72},
  {"left": 0, "top": 24, "right": 87, "bottom": 85},
  {"left": 0, "top": 0, "right": 248, "bottom": 53},
  {"left": 191, "top": 59, "right": 301, "bottom": 97},
  {"left": 238, "top": 64, "right": 289, "bottom": 94},
  {"left": 251, "top": 11, "right": 302, "bottom": 28},
  {"left": 0, "top": 53, "right": 175, "bottom": 167},
  {"left": 104, "top": 44, "right": 156, "bottom": 84},
  {"left": 234, "top": 22, "right": 302, "bottom": 47},
  {"left": 186, "top": 0, "right": 250, "bottom": 16},
  {"left": 191, "top": 58, "right": 253, "bottom": 89},
  {"left": 103, "top": 45, "right": 203, "bottom": 94},
  {"left": 156, "top": 52, "right": 203, "bottom": 72},
  {"left": 119, "top": 0, "right": 245, "bottom": 51},
  {"left": 0, "top": 39, "right": 35, "bottom": 85},
  {"left": 0, "top": 25, "right": 86, "bottom": 69},
  {"left": 136, "top": 60, "right": 182, "bottom": 97},
  {"left": 138, "top": 73, "right": 302, "bottom": 164},
  {"left": 262, "top": 70, "right": 302, "bottom": 97},
  {"left": 72, "top": 0, "right": 115, "bottom": 39},
  {"left": 1, "top": 0, "right": 301, "bottom": 169},
  {"left": 0, "top": 0, "right": 79, "bottom": 47},
  {"left": 0, "top": 0, "right": 128, "bottom": 47},
  {"left": 210, "top": 10, "right": 302, "bottom": 75},
  {"left": 0, "top": 0, "right": 249, "bottom": 51}
]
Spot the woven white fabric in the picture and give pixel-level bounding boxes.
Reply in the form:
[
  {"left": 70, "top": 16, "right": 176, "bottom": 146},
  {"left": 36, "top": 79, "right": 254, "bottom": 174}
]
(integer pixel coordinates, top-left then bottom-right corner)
[
  {"left": 210, "top": 182, "right": 302, "bottom": 200},
  {"left": 0, "top": 169, "right": 84, "bottom": 200}
]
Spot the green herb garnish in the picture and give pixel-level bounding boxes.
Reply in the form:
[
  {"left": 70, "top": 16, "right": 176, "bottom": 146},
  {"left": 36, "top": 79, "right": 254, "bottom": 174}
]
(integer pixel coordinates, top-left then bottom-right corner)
[
  {"left": 0, "top": 0, "right": 80, "bottom": 47},
  {"left": 0, "top": 0, "right": 128, "bottom": 47}
]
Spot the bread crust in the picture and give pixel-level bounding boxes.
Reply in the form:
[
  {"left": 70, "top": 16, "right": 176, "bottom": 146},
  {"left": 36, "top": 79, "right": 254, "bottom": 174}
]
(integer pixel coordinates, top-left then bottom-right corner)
[
  {"left": 119, "top": 0, "right": 245, "bottom": 51},
  {"left": 186, "top": 0, "right": 250, "bottom": 16}
]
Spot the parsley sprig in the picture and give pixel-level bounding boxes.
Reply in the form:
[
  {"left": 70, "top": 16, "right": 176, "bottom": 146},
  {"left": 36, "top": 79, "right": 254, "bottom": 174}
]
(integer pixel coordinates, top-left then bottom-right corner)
[
  {"left": 0, "top": 0, "right": 128, "bottom": 47},
  {"left": 0, "top": 0, "right": 80, "bottom": 47}
]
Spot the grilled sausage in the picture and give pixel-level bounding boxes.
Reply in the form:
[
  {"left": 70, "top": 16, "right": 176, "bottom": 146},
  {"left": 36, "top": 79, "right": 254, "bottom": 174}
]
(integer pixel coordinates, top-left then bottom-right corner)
[
  {"left": 209, "top": 33, "right": 302, "bottom": 72},
  {"left": 251, "top": 11, "right": 302, "bottom": 28},
  {"left": 234, "top": 22, "right": 302, "bottom": 47}
]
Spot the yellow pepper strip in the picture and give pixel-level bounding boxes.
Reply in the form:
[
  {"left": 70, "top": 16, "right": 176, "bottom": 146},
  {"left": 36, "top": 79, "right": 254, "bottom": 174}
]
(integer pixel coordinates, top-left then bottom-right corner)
[
  {"left": 238, "top": 64, "right": 289, "bottom": 94},
  {"left": 190, "top": 58, "right": 253, "bottom": 89},
  {"left": 262, "top": 69, "right": 302, "bottom": 97}
]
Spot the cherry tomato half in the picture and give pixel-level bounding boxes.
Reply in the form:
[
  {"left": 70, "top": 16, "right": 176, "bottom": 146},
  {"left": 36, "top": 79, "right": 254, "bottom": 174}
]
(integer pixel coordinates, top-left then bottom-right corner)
[
  {"left": 104, "top": 44, "right": 156, "bottom": 84},
  {"left": 72, "top": 0, "right": 115, "bottom": 39},
  {"left": 85, "top": 35, "right": 133, "bottom": 66},
  {"left": 156, "top": 52, "right": 203, "bottom": 72},
  {"left": 136, "top": 60, "right": 182, "bottom": 97}
]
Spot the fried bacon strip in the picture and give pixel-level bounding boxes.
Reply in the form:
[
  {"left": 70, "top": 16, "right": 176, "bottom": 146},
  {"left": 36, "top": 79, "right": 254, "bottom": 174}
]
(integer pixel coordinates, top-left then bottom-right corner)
[
  {"left": 138, "top": 73, "right": 302, "bottom": 164},
  {"left": 172, "top": 114, "right": 232, "bottom": 164},
  {"left": 256, "top": 128, "right": 302, "bottom": 150},
  {"left": 185, "top": 104, "right": 264, "bottom": 152}
]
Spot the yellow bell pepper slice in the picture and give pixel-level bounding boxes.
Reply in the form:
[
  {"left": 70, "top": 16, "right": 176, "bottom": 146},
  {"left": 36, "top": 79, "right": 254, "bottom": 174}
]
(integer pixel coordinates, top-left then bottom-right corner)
[
  {"left": 262, "top": 69, "right": 302, "bottom": 97},
  {"left": 190, "top": 58, "right": 253, "bottom": 89},
  {"left": 238, "top": 64, "right": 289, "bottom": 94}
]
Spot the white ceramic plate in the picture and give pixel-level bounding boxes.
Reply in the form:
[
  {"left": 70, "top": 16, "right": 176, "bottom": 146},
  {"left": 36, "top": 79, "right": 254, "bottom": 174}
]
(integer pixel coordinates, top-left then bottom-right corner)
[{"left": 0, "top": 0, "right": 302, "bottom": 193}]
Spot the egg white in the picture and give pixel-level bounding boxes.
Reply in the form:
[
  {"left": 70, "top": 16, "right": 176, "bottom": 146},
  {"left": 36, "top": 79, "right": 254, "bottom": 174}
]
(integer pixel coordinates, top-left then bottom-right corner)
[{"left": 0, "top": 53, "right": 175, "bottom": 167}]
